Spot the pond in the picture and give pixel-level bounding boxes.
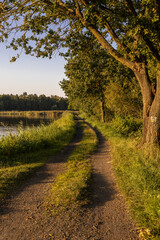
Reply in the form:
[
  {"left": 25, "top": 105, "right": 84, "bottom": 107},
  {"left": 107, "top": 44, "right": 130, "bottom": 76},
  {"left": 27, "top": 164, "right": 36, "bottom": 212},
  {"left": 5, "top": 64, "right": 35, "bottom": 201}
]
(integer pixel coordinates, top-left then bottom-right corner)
[{"left": 0, "top": 116, "right": 53, "bottom": 138}]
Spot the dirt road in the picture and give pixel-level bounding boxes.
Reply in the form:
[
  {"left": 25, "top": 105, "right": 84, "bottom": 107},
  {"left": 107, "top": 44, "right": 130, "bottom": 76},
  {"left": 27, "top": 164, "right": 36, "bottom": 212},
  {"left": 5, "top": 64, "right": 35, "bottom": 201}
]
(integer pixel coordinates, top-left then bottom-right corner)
[{"left": 0, "top": 121, "right": 139, "bottom": 240}]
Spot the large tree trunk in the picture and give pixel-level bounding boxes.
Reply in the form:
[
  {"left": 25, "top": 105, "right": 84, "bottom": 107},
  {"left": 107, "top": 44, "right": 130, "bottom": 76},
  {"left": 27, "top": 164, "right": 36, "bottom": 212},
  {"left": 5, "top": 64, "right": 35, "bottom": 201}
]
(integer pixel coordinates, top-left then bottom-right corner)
[
  {"left": 88, "top": 24, "right": 160, "bottom": 144},
  {"left": 133, "top": 63, "right": 160, "bottom": 144},
  {"left": 100, "top": 100, "right": 105, "bottom": 123},
  {"left": 86, "top": 24, "right": 160, "bottom": 143},
  {"left": 145, "top": 64, "right": 160, "bottom": 143}
]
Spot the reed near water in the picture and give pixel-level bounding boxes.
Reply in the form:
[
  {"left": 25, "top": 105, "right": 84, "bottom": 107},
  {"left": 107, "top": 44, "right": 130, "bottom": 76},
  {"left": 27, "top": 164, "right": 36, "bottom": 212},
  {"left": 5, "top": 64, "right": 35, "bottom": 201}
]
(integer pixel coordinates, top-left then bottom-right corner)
[
  {"left": 0, "top": 112, "right": 76, "bottom": 201},
  {"left": 0, "top": 112, "right": 76, "bottom": 167}
]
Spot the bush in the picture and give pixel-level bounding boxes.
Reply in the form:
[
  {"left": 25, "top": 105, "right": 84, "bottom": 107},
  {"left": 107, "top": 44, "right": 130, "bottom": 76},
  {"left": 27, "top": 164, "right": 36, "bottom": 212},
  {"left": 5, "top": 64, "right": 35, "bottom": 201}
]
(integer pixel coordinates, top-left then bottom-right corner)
[{"left": 110, "top": 115, "right": 142, "bottom": 136}]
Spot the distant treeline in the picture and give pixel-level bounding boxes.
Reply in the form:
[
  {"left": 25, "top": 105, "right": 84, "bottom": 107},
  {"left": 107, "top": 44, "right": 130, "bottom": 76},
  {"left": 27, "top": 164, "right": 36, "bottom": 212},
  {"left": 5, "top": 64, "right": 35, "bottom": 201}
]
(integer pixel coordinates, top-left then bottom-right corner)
[{"left": 0, "top": 93, "right": 68, "bottom": 111}]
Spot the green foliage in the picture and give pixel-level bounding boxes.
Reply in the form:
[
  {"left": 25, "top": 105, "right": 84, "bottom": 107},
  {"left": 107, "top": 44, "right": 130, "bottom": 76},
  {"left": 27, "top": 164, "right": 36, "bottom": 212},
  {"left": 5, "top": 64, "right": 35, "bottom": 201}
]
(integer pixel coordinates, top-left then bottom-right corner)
[
  {"left": 0, "top": 93, "right": 68, "bottom": 111},
  {"left": 1, "top": 0, "right": 159, "bottom": 77},
  {"left": 60, "top": 34, "right": 142, "bottom": 121},
  {"left": 60, "top": 34, "right": 108, "bottom": 121},
  {"left": 2, "top": 0, "right": 160, "bottom": 62},
  {"left": 104, "top": 77, "right": 142, "bottom": 118},
  {"left": 112, "top": 141, "right": 160, "bottom": 240},
  {"left": 110, "top": 115, "right": 142, "bottom": 137},
  {"left": 46, "top": 121, "right": 98, "bottom": 214},
  {"left": 1, "top": 0, "right": 160, "bottom": 144}
]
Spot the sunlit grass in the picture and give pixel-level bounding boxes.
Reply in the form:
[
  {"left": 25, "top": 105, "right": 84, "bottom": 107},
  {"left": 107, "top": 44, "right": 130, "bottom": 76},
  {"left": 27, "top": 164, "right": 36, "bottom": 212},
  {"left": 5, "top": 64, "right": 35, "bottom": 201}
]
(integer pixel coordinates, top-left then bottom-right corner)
[
  {"left": 0, "top": 112, "right": 76, "bottom": 202},
  {"left": 82, "top": 115, "right": 160, "bottom": 240},
  {"left": 111, "top": 140, "right": 160, "bottom": 240},
  {"left": 0, "top": 162, "right": 43, "bottom": 201},
  {"left": 0, "top": 112, "right": 76, "bottom": 167},
  {"left": 46, "top": 121, "right": 98, "bottom": 214}
]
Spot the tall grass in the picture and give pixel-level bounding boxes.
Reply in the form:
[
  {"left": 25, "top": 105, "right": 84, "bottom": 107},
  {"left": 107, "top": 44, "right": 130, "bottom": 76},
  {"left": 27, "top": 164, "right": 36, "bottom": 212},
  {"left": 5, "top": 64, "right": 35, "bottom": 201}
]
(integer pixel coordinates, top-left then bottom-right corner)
[
  {"left": 81, "top": 114, "right": 160, "bottom": 240},
  {"left": 0, "top": 112, "right": 76, "bottom": 167},
  {"left": 0, "top": 112, "right": 76, "bottom": 201},
  {"left": 45, "top": 120, "right": 98, "bottom": 215}
]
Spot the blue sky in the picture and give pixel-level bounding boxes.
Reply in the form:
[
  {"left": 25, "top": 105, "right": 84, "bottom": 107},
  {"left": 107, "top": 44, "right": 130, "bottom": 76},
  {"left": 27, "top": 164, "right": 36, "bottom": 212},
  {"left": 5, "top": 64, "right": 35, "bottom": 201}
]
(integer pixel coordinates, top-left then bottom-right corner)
[{"left": 0, "top": 43, "right": 67, "bottom": 97}]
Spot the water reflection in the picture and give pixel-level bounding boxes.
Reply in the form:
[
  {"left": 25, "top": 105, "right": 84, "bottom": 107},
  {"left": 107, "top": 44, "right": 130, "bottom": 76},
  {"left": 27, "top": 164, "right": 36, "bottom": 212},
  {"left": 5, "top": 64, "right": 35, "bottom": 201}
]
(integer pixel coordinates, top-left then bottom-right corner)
[
  {"left": 0, "top": 116, "right": 52, "bottom": 137},
  {"left": 0, "top": 126, "right": 17, "bottom": 137}
]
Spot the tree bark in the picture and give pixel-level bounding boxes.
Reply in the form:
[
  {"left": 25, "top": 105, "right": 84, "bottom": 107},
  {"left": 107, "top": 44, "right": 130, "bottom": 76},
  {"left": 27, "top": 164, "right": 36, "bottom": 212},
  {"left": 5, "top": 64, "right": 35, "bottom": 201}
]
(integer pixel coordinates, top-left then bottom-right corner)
[
  {"left": 100, "top": 100, "right": 105, "bottom": 123},
  {"left": 132, "top": 63, "right": 156, "bottom": 144},
  {"left": 132, "top": 63, "right": 153, "bottom": 143},
  {"left": 132, "top": 63, "right": 160, "bottom": 144},
  {"left": 85, "top": 23, "right": 160, "bottom": 144},
  {"left": 145, "top": 63, "right": 160, "bottom": 143},
  {"left": 125, "top": 62, "right": 160, "bottom": 145}
]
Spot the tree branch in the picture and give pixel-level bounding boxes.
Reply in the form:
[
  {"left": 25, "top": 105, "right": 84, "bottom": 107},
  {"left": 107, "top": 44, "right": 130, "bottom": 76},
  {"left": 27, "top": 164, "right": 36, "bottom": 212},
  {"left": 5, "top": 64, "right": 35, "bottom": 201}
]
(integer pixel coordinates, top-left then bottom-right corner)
[
  {"left": 155, "top": 0, "right": 160, "bottom": 20},
  {"left": 41, "top": 0, "right": 74, "bottom": 15},
  {"left": 71, "top": 1, "right": 136, "bottom": 67},
  {"left": 142, "top": 34, "right": 160, "bottom": 61},
  {"left": 86, "top": 24, "right": 135, "bottom": 69},
  {"left": 124, "top": 0, "right": 137, "bottom": 17},
  {"left": 77, "top": 0, "right": 88, "bottom": 6},
  {"left": 74, "top": 0, "right": 83, "bottom": 20},
  {"left": 124, "top": 0, "right": 160, "bottom": 61},
  {"left": 100, "top": 17, "right": 131, "bottom": 54}
]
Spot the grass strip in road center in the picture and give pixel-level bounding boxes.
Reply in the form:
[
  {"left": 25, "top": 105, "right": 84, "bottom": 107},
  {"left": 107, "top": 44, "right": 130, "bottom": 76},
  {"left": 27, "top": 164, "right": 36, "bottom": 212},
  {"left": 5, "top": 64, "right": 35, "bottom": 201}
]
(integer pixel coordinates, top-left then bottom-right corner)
[{"left": 45, "top": 120, "right": 98, "bottom": 215}]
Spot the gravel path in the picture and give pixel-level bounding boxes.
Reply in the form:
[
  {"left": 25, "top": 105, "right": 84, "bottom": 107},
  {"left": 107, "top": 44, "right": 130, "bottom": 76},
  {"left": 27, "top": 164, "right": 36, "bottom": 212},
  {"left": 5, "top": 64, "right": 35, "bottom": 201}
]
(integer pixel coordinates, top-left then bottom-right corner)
[{"left": 0, "top": 121, "right": 139, "bottom": 240}]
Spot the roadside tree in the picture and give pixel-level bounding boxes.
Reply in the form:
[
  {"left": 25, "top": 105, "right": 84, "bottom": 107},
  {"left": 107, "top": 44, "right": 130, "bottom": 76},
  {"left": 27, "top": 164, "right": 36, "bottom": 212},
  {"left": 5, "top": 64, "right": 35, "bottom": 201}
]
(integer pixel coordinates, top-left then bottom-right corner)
[
  {"left": 60, "top": 33, "right": 142, "bottom": 121},
  {"left": 1, "top": 0, "right": 160, "bottom": 144}
]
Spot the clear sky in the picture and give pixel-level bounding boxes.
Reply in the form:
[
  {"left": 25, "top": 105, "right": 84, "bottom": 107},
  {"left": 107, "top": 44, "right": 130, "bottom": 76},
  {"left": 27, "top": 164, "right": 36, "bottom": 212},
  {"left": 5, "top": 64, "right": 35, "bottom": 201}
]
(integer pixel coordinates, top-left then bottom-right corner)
[{"left": 0, "top": 43, "right": 67, "bottom": 97}]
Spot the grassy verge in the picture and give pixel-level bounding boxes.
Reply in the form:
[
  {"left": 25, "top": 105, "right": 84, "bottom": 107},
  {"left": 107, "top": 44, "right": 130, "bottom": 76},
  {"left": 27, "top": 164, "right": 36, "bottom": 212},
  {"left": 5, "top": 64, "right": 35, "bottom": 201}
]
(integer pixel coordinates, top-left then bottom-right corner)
[
  {"left": 45, "top": 120, "right": 98, "bottom": 215},
  {"left": 0, "top": 112, "right": 76, "bottom": 202},
  {"left": 82, "top": 115, "right": 160, "bottom": 240}
]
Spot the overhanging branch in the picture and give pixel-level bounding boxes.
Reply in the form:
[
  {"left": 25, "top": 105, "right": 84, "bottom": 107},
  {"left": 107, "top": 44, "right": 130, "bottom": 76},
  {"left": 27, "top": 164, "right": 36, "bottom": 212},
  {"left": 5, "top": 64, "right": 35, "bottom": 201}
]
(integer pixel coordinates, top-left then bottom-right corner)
[
  {"left": 86, "top": 24, "right": 134, "bottom": 69},
  {"left": 124, "top": 0, "right": 137, "bottom": 16}
]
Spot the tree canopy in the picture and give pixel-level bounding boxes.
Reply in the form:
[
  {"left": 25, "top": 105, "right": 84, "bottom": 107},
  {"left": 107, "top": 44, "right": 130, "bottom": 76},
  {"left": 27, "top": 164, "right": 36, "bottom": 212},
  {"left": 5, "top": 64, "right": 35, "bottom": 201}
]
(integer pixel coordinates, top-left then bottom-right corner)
[
  {"left": 60, "top": 35, "right": 142, "bottom": 121},
  {"left": 1, "top": 0, "right": 160, "bottom": 143},
  {"left": 0, "top": 0, "right": 159, "bottom": 64},
  {"left": 0, "top": 93, "right": 68, "bottom": 111}
]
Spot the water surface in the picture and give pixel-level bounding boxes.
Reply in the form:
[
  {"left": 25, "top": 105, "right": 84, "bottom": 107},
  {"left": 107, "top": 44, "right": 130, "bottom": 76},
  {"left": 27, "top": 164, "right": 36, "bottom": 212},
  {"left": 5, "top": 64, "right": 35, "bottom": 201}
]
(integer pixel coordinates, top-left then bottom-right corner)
[{"left": 0, "top": 116, "right": 52, "bottom": 138}]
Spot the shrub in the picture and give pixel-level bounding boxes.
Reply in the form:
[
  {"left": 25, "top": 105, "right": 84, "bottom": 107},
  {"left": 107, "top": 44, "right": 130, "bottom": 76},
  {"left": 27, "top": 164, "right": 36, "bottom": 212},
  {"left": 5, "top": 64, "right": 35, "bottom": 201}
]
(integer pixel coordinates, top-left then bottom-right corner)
[{"left": 110, "top": 115, "right": 142, "bottom": 136}]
